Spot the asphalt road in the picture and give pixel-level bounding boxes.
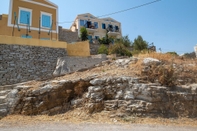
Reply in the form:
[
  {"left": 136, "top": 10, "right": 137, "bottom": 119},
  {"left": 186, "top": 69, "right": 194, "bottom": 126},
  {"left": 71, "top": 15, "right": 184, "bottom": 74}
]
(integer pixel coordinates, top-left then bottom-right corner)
[{"left": 0, "top": 123, "right": 197, "bottom": 131}]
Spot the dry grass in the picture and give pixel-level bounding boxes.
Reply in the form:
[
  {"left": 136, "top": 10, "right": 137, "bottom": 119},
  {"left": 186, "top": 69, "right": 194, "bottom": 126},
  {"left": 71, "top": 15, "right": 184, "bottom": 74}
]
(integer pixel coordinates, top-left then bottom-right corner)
[
  {"left": 1, "top": 109, "right": 197, "bottom": 127},
  {"left": 132, "top": 52, "right": 197, "bottom": 85}
]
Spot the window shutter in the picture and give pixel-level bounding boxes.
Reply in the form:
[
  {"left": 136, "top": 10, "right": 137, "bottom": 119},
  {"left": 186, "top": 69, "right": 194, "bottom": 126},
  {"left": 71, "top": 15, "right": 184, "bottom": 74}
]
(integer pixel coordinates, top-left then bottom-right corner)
[
  {"left": 42, "top": 14, "right": 51, "bottom": 28},
  {"left": 84, "top": 20, "right": 87, "bottom": 27},
  {"left": 20, "top": 10, "right": 30, "bottom": 24},
  {"left": 80, "top": 20, "right": 84, "bottom": 26},
  {"left": 94, "top": 22, "right": 98, "bottom": 29}
]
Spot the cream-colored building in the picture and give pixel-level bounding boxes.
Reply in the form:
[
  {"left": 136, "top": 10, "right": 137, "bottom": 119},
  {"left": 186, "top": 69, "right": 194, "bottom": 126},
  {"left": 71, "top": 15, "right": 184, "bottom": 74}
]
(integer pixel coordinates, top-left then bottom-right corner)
[{"left": 70, "top": 13, "right": 122, "bottom": 41}]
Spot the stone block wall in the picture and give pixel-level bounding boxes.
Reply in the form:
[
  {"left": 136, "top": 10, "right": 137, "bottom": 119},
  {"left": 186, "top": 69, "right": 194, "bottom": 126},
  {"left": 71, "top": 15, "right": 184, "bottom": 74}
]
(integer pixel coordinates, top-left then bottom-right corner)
[
  {"left": 90, "top": 43, "right": 100, "bottom": 55},
  {"left": 0, "top": 44, "right": 67, "bottom": 86},
  {"left": 58, "top": 26, "right": 79, "bottom": 43}
]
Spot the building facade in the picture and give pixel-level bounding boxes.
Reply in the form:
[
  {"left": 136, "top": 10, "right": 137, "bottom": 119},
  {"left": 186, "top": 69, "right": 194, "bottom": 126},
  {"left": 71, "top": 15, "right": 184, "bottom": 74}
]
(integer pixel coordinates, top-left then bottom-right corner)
[
  {"left": 0, "top": 0, "right": 58, "bottom": 40},
  {"left": 70, "top": 13, "right": 122, "bottom": 41}
]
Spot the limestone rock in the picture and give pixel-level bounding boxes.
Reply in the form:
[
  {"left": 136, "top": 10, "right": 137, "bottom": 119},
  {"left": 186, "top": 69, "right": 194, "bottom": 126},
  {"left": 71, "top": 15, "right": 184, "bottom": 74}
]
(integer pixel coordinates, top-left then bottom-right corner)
[
  {"left": 143, "top": 57, "right": 161, "bottom": 65},
  {"left": 90, "top": 79, "right": 105, "bottom": 86},
  {"left": 39, "top": 84, "right": 53, "bottom": 94},
  {"left": 7, "top": 89, "right": 18, "bottom": 98}
]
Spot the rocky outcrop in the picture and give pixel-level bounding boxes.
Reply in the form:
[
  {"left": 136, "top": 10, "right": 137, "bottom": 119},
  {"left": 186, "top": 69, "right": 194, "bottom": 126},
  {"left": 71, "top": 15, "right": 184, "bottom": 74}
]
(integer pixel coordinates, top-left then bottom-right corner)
[
  {"left": 9, "top": 79, "right": 91, "bottom": 115},
  {"left": 1, "top": 76, "right": 197, "bottom": 118},
  {"left": 86, "top": 77, "right": 197, "bottom": 117},
  {"left": 53, "top": 55, "right": 107, "bottom": 77}
]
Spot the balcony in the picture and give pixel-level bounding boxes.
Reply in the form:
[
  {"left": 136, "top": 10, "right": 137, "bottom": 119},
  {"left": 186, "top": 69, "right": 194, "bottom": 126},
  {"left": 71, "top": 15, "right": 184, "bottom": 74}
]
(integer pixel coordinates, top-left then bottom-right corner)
[
  {"left": 107, "top": 28, "right": 121, "bottom": 36},
  {"left": 86, "top": 25, "right": 98, "bottom": 34}
]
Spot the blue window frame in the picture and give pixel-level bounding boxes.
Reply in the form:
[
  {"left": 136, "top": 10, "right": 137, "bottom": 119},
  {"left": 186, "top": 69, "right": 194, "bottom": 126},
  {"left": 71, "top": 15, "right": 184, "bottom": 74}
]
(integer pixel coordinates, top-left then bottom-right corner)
[
  {"left": 94, "top": 22, "right": 98, "bottom": 29},
  {"left": 19, "top": 10, "right": 31, "bottom": 24},
  {"left": 95, "top": 36, "right": 99, "bottom": 40},
  {"left": 80, "top": 20, "right": 84, "bottom": 26},
  {"left": 42, "top": 14, "right": 51, "bottom": 28},
  {"left": 102, "top": 23, "right": 106, "bottom": 29},
  {"left": 88, "top": 35, "right": 93, "bottom": 43}
]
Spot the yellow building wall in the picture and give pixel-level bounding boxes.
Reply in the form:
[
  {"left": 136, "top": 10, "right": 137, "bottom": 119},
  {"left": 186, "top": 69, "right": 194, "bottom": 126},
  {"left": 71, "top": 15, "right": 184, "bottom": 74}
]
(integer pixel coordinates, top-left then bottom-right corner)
[
  {"left": 0, "top": 35, "right": 90, "bottom": 57},
  {"left": 0, "top": 15, "right": 58, "bottom": 40},
  {"left": 12, "top": 0, "right": 57, "bottom": 31},
  {"left": 0, "top": 35, "right": 66, "bottom": 48},
  {"left": 67, "top": 41, "right": 90, "bottom": 57},
  {"left": 33, "top": 0, "right": 57, "bottom": 7}
]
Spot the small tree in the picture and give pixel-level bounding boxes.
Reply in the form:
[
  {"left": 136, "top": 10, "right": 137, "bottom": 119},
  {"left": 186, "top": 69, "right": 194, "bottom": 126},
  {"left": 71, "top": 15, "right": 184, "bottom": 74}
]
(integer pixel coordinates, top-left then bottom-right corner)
[
  {"left": 109, "top": 42, "right": 132, "bottom": 57},
  {"left": 166, "top": 52, "right": 179, "bottom": 56},
  {"left": 115, "top": 35, "right": 132, "bottom": 47},
  {"left": 132, "top": 35, "right": 148, "bottom": 51},
  {"left": 80, "top": 27, "right": 88, "bottom": 41},
  {"left": 98, "top": 44, "right": 108, "bottom": 55},
  {"left": 98, "top": 32, "right": 114, "bottom": 45}
]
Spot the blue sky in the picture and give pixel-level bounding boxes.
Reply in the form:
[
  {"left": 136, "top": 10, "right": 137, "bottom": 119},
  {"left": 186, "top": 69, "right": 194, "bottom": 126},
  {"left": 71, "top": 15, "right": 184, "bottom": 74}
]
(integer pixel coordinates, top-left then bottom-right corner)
[{"left": 0, "top": 0, "right": 197, "bottom": 54}]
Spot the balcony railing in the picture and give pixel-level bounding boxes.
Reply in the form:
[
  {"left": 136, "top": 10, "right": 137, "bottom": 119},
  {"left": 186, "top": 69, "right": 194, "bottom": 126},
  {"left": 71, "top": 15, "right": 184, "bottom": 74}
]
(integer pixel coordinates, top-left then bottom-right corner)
[
  {"left": 86, "top": 24, "right": 98, "bottom": 33},
  {"left": 107, "top": 27, "right": 121, "bottom": 36}
]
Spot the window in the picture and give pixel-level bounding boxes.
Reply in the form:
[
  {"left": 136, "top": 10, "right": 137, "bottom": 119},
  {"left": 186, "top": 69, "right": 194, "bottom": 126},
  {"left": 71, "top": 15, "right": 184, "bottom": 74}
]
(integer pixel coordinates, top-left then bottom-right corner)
[
  {"left": 115, "top": 25, "right": 119, "bottom": 31},
  {"left": 87, "top": 21, "right": 92, "bottom": 28},
  {"left": 95, "top": 36, "right": 99, "bottom": 40},
  {"left": 41, "top": 12, "right": 52, "bottom": 28},
  {"left": 80, "top": 20, "right": 84, "bottom": 26},
  {"left": 108, "top": 24, "right": 113, "bottom": 31},
  {"left": 19, "top": 7, "right": 32, "bottom": 25},
  {"left": 102, "top": 23, "right": 106, "bottom": 29},
  {"left": 94, "top": 22, "right": 98, "bottom": 29},
  {"left": 108, "top": 24, "right": 113, "bottom": 28},
  {"left": 88, "top": 35, "right": 93, "bottom": 43}
]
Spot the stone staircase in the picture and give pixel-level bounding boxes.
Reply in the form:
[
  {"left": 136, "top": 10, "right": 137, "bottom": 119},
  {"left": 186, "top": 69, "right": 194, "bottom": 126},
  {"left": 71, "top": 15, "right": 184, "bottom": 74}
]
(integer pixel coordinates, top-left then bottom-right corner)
[{"left": 0, "top": 85, "right": 14, "bottom": 117}]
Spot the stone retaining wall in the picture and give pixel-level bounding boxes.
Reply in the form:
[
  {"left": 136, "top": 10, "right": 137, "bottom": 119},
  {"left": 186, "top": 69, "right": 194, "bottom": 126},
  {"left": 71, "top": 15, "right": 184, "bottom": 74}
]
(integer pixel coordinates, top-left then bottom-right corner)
[
  {"left": 58, "top": 26, "right": 79, "bottom": 43},
  {"left": 90, "top": 43, "right": 100, "bottom": 55},
  {"left": 0, "top": 44, "right": 67, "bottom": 86}
]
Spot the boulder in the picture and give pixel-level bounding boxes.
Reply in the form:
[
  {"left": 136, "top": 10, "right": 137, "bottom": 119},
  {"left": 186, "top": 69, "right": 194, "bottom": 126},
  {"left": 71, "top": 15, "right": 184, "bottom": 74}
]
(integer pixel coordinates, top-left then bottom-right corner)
[
  {"left": 143, "top": 57, "right": 161, "bottom": 65},
  {"left": 90, "top": 79, "right": 105, "bottom": 86}
]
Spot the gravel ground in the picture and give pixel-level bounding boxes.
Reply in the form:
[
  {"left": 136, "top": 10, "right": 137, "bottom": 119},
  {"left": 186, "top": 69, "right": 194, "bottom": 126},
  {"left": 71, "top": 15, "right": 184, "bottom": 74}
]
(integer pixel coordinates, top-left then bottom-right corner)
[{"left": 0, "top": 123, "right": 197, "bottom": 131}]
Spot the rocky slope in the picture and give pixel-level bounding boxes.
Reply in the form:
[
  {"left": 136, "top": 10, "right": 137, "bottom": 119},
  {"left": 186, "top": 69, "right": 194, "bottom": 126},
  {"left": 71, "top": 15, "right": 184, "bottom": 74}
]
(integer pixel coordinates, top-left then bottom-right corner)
[{"left": 1, "top": 55, "right": 197, "bottom": 118}]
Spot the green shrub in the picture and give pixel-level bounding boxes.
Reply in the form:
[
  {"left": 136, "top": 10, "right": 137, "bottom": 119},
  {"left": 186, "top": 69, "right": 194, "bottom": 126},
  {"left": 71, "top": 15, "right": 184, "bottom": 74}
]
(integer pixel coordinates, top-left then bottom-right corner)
[
  {"left": 109, "top": 42, "right": 132, "bottom": 57},
  {"left": 98, "top": 44, "right": 108, "bottom": 55},
  {"left": 80, "top": 27, "right": 88, "bottom": 41},
  {"left": 166, "top": 52, "right": 178, "bottom": 56},
  {"left": 98, "top": 34, "right": 114, "bottom": 45}
]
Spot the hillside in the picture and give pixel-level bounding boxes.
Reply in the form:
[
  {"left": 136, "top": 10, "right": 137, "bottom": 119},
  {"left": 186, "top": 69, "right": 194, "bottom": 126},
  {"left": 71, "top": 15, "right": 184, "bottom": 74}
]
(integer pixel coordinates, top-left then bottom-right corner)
[{"left": 1, "top": 52, "right": 197, "bottom": 126}]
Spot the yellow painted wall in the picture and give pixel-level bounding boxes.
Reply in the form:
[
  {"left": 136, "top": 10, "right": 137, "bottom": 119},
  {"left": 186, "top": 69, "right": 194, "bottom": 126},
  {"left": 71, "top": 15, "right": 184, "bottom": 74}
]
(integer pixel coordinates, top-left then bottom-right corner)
[
  {"left": 67, "top": 41, "right": 90, "bottom": 57},
  {"left": 0, "top": 35, "right": 90, "bottom": 57},
  {"left": 12, "top": 0, "right": 57, "bottom": 30},
  {"left": 0, "top": 35, "right": 66, "bottom": 48},
  {"left": 0, "top": 0, "right": 58, "bottom": 40},
  {"left": 33, "top": 0, "right": 57, "bottom": 7},
  {"left": 0, "top": 15, "right": 58, "bottom": 40}
]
